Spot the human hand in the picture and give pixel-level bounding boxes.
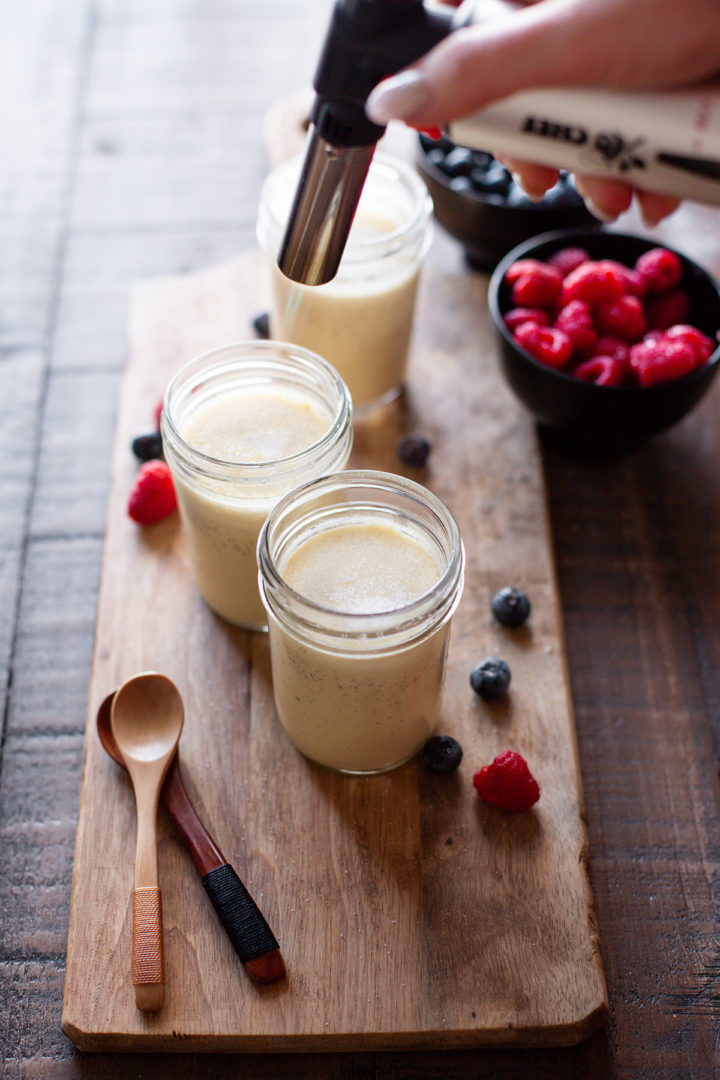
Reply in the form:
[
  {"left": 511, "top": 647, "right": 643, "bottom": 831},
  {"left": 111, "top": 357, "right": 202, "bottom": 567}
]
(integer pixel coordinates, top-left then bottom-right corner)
[{"left": 366, "top": 0, "right": 720, "bottom": 225}]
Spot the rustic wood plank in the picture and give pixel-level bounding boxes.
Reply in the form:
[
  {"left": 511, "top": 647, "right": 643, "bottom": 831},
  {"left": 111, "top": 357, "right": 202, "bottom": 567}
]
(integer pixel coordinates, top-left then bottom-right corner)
[
  {"left": 30, "top": 371, "right": 122, "bottom": 538},
  {"left": 53, "top": 228, "right": 250, "bottom": 371},
  {"left": 6, "top": 536, "right": 103, "bottom": 734},
  {"left": 62, "top": 239, "right": 606, "bottom": 1050},
  {"left": 0, "top": 0, "right": 88, "bottom": 348},
  {"left": 3, "top": 0, "right": 720, "bottom": 1071},
  {"left": 84, "top": 10, "right": 326, "bottom": 116},
  {"left": 69, "top": 113, "right": 271, "bottom": 232}
]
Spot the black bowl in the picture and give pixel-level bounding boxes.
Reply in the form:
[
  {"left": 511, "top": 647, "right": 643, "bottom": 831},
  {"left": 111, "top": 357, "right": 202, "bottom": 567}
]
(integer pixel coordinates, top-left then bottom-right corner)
[
  {"left": 488, "top": 227, "right": 720, "bottom": 457},
  {"left": 416, "top": 134, "right": 599, "bottom": 272}
]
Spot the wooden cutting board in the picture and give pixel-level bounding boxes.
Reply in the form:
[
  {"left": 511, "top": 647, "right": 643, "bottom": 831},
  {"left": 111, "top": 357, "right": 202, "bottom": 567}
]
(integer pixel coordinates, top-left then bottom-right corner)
[{"left": 62, "top": 238, "right": 608, "bottom": 1051}]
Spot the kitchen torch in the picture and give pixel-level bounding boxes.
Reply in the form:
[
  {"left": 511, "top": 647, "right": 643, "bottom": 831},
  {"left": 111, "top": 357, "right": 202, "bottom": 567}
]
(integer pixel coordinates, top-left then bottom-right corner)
[{"left": 276, "top": 0, "right": 720, "bottom": 287}]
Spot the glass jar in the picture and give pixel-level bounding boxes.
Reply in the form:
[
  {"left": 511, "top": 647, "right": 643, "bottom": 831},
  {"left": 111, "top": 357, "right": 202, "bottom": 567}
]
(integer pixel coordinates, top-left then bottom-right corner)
[
  {"left": 256, "top": 153, "right": 433, "bottom": 411},
  {"left": 257, "top": 470, "right": 464, "bottom": 774},
  {"left": 162, "top": 340, "right": 353, "bottom": 630}
]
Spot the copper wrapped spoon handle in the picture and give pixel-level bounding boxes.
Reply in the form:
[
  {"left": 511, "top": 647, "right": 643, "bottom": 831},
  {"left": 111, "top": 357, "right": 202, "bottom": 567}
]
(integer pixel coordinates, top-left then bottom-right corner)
[{"left": 97, "top": 691, "right": 285, "bottom": 985}]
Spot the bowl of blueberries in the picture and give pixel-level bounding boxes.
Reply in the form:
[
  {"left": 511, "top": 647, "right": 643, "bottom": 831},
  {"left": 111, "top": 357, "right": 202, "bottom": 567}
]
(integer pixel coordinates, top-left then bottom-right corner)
[
  {"left": 487, "top": 227, "right": 720, "bottom": 457},
  {"left": 416, "top": 132, "right": 599, "bottom": 271}
]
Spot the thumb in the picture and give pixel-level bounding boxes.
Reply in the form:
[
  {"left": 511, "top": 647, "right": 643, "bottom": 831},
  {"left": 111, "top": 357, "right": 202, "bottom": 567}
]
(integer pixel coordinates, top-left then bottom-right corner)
[{"left": 365, "top": 1, "right": 602, "bottom": 129}]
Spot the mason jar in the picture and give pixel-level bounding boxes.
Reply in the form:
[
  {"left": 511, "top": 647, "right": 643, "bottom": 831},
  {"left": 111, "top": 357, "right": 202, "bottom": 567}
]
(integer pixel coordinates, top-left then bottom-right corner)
[
  {"left": 256, "top": 153, "right": 433, "bottom": 410},
  {"left": 162, "top": 340, "right": 353, "bottom": 630},
  {"left": 257, "top": 470, "right": 464, "bottom": 773}
]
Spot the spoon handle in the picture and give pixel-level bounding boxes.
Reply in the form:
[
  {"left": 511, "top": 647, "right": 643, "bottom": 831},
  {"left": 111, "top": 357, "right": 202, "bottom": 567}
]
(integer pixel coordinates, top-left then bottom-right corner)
[
  {"left": 132, "top": 886, "right": 165, "bottom": 1012},
  {"left": 162, "top": 758, "right": 286, "bottom": 984}
]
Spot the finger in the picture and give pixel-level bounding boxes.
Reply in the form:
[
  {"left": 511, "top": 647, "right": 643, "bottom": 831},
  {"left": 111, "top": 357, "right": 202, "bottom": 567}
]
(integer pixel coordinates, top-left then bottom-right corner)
[
  {"left": 366, "top": 5, "right": 586, "bottom": 129},
  {"left": 572, "top": 175, "right": 633, "bottom": 222},
  {"left": 635, "top": 190, "right": 682, "bottom": 228},
  {"left": 497, "top": 156, "right": 561, "bottom": 200}
]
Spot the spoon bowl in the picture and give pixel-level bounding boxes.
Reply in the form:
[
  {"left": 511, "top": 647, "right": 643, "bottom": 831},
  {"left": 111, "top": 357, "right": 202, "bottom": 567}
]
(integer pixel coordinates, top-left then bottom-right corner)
[
  {"left": 111, "top": 674, "right": 184, "bottom": 763},
  {"left": 111, "top": 672, "right": 184, "bottom": 1012}
]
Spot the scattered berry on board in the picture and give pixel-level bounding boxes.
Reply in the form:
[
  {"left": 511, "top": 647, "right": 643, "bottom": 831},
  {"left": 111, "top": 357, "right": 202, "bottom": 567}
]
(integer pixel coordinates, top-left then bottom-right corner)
[
  {"left": 398, "top": 434, "right": 431, "bottom": 468},
  {"left": 153, "top": 398, "right": 163, "bottom": 430},
  {"left": 422, "top": 735, "right": 463, "bottom": 774},
  {"left": 491, "top": 586, "right": 531, "bottom": 628},
  {"left": 131, "top": 432, "right": 164, "bottom": 462},
  {"left": 253, "top": 311, "right": 270, "bottom": 339},
  {"left": 470, "top": 657, "right": 511, "bottom": 700},
  {"left": 502, "top": 246, "right": 718, "bottom": 387},
  {"left": 473, "top": 750, "right": 540, "bottom": 812},
  {"left": 127, "top": 460, "right": 177, "bottom": 525}
]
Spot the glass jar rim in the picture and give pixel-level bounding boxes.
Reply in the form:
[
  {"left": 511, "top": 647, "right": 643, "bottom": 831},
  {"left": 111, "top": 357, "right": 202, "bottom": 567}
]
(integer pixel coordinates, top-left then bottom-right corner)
[
  {"left": 258, "top": 469, "right": 464, "bottom": 645},
  {"left": 257, "top": 151, "right": 433, "bottom": 265},
  {"left": 162, "top": 340, "right": 353, "bottom": 481}
]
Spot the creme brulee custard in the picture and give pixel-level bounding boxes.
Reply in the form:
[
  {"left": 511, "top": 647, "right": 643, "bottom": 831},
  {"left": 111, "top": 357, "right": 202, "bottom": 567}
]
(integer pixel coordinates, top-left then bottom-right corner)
[
  {"left": 258, "top": 471, "right": 464, "bottom": 773},
  {"left": 257, "top": 153, "right": 432, "bottom": 409},
  {"left": 162, "top": 342, "right": 352, "bottom": 630}
]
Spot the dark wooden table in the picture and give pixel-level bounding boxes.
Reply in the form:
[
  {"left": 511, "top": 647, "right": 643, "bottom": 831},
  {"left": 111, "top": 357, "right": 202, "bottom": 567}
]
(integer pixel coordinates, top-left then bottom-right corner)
[{"left": 3, "top": 1, "right": 719, "bottom": 1077}]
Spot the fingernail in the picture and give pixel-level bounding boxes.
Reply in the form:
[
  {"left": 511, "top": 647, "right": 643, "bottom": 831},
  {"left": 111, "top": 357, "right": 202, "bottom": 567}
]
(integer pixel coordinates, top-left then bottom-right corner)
[
  {"left": 511, "top": 172, "right": 546, "bottom": 202},
  {"left": 572, "top": 176, "right": 618, "bottom": 223},
  {"left": 583, "top": 198, "right": 617, "bottom": 224},
  {"left": 365, "top": 71, "right": 430, "bottom": 124}
]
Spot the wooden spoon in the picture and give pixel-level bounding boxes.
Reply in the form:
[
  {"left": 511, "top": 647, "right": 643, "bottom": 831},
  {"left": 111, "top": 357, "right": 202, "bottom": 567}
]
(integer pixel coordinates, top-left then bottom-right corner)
[
  {"left": 110, "top": 672, "right": 184, "bottom": 1012},
  {"left": 97, "top": 691, "right": 285, "bottom": 984}
]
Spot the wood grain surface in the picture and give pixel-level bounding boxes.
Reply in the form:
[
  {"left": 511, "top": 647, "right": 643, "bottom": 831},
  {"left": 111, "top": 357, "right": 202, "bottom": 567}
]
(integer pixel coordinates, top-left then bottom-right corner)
[
  {"left": 4, "top": 0, "right": 720, "bottom": 1076},
  {"left": 61, "top": 247, "right": 607, "bottom": 1050}
]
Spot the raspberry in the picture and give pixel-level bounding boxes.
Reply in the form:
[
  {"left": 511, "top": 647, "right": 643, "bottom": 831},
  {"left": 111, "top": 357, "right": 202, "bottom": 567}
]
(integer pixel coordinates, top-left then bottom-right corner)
[
  {"left": 591, "top": 335, "right": 630, "bottom": 365},
  {"left": 574, "top": 355, "right": 624, "bottom": 386},
  {"left": 509, "top": 263, "right": 563, "bottom": 308},
  {"left": 513, "top": 322, "right": 573, "bottom": 370},
  {"left": 470, "top": 657, "right": 511, "bottom": 699},
  {"left": 629, "top": 338, "right": 697, "bottom": 387},
  {"left": 154, "top": 399, "right": 163, "bottom": 430},
  {"left": 547, "top": 246, "right": 590, "bottom": 277},
  {"left": 560, "top": 259, "right": 626, "bottom": 306},
  {"left": 503, "top": 307, "right": 550, "bottom": 333},
  {"left": 645, "top": 289, "right": 691, "bottom": 330},
  {"left": 422, "top": 735, "right": 463, "bottom": 774},
  {"left": 473, "top": 750, "right": 540, "bottom": 812},
  {"left": 504, "top": 258, "right": 547, "bottom": 283},
  {"left": 127, "top": 460, "right": 178, "bottom": 524},
  {"left": 554, "top": 299, "right": 597, "bottom": 355},
  {"left": 599, "top": 259, "right": 646, "bottom": 298},
  {"left": 491, "top": 586, "right": 531, "bottom": 627},
  {"left": 635, "top": 247, "right": 683, "bottom": 295},
  {"left": 397, "top": 434, "right": 431, "bottom": 468},
  {"left": 664, "top": 324, "right": 716, "bottom": 364},
  {"left": 595, "top": 294, "right": 646, "bottom": 343}
]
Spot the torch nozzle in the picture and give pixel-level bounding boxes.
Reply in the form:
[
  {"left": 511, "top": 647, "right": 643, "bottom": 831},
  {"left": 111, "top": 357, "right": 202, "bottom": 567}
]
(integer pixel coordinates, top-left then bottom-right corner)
[{"left": 276, "top": 130, "right": 375, "bottom": 286}]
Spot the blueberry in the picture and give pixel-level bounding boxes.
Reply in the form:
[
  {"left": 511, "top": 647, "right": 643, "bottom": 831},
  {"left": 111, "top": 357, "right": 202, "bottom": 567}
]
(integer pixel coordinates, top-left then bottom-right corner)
[
  {"left": 398, "top": 434, "right": 431, "bottom": 468},
  {"left": 252, "top": 311, "right": 270, "bottom": 338},
  {"left": 469, "top": 150, "right": 494, "bottom": 171},
  {"left": 442, "top": 146, "right": 474, "bottom": 177},
  {"left": 426, "top": 147, "right": 447, "bottom": 167},
  {"left": 470, "top": 657, "right": 512, "bottom": 700},
  {"left": 131, "top": 432, "right": 164, "bottom": 462},
  {"left": 481, "top": 161, "right": 512, "bottom": 196},
  {"left": 449, "top": 174, "right": 473, "bottom": 194},
  {"left": 423, "top": 735, "right": 463, "bottom": 774},
  {"left": 491, "top": 586, "right": 531, "bottom": 628}
]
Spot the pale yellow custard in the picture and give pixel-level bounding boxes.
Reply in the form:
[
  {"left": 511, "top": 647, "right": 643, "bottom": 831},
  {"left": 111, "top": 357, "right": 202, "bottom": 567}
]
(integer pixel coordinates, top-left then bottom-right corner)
[
  {"left": 268, "top": 519, "right": 451, "bottom": 773},
  {"left": 258, "top": 154, "right": 432, "bottom": 410},
  {"left": 173, "top": 387, "right": 335, "bottom": 628},
  {"left": 269, "top": 214, "right": 421, "bottom": 409}
]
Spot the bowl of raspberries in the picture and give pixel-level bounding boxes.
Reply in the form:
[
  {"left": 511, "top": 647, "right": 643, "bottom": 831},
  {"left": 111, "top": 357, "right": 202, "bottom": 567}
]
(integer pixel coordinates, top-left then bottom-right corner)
[
  {"left": 488, "top": 227, "right": 720, "bottom": 456},
  {"left": 416, "top": 133, "right": 599, "bottom": 272}
]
